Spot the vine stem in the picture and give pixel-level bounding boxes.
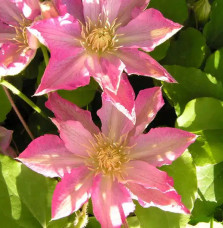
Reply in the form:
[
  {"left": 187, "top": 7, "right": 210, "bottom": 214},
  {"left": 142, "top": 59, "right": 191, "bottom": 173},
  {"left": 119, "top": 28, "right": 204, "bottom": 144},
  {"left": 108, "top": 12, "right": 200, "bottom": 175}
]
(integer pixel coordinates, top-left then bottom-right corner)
[
  {"left": 40, "top": 45, "right": 49, "bottom": 66},
  {"left": 75, "top": 202, "right": 89, "bottom": 228},
  {"left": 0, "top": 79, "right": 48, "bottom": 119},
  {"left": 2, "top": 86, "right": 34, "bottom": 140},
  {"left": 210, "top": 217, "right": 214, "bottom": 228}
]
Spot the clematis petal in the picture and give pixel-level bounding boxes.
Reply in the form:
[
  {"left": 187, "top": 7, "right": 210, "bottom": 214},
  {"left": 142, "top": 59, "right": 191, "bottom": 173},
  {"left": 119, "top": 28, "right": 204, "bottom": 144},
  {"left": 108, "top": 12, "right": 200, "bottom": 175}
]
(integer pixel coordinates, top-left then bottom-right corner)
[
  {"left": 0, "top": 126, "right": 13, "bottom": 152},
  {"left": 0, "top": 43, "right": 36, "bottom": 76},
  {"left": 123, "top": 160, "right": 174, "bottom": 192},
  {"left": 52, "top": 166, "right": 93, "bottom": 220},
  {"left": 86, "top": 54, "right": 125, "bottom": 94},
  {"left": 16, "top": 0, "right": 41, "bottom": 20},
  {"left": 117, "top": 8, "right": 182, "bottom": 51},
  {"left": 129, "top": 127, "right": 197, "bottom": 167},
  {"left": 0, "top": 0, "right": 22, "bottom": 25},
  {"left": 17, "top": 135, "right": 84, "bottom": 178},
  {"left": 34, "top": 48, "right": 90, "bottom": 96},
  {"left": 46, "top": 93, "right": 99, "bottom": 134},
  {"left": 113, "top": 0, "right": 150, "bottom": 26},
  {"left": 54, "top": 0, "right": 85, "bottom": 22},
  {"left": 91, "top": 175, "right": 135, "bottom": 228},
  {"left": 117, "top": 48, "right": 176, "bottom": 83},
  {"left": 132, "top": 87, "right": 164, "bottom": 136},
  {"left": 103, "top": 73, "right": 135, "bottom": 123},
  {"left": 82, "top": 0, "right": 102, "bottom": 23},
  {"left": 97, "top": 92, "right": 134, "bottom": 141},
  {"left": 0, "top": 21, "right": 16, "bottom": 43},
  {"left": 59, "top": 120, "right": 95, "bottom": 157},
  {"left": 127, "top": 182, "right": 189, "bottom": 214},
  {"left": 28, "top": 14, "right": 82, "bottom": 50}
]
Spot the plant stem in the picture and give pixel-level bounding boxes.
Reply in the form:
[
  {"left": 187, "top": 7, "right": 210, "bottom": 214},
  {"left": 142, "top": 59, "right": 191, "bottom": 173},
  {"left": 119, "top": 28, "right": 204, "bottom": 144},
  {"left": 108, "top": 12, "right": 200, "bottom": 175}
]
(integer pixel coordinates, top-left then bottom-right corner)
[
  {"left": 0, "top": 79, "right": 48, "bottom": 119},
  {"left": 75, "top": 202, "right": 89, "bottom": 228},
  {"left": 210, "top": 217, "right": 213, "bottom": 228},
  {"left": 40, "top": 45, "right": 49, "bottom": 66},
  {"left": 2, "top": 86, "right": 34, "bottom": 140}
]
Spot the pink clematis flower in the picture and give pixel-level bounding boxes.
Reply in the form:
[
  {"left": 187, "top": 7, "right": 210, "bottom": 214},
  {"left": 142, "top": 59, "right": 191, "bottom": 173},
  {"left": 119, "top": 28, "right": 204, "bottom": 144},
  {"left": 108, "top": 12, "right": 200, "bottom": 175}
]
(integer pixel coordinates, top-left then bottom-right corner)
[
  {"left": 0, "top": 126, "right": 17, "bottom": 158},
  {"left": 17, "top": 87, "right": 196, "bottom": 228},
  {"left": 0, "top": 0, "right": 60, "bottom": 77},
  {"left": 28, "top": 0, "right": 182, "bottom": 119}
]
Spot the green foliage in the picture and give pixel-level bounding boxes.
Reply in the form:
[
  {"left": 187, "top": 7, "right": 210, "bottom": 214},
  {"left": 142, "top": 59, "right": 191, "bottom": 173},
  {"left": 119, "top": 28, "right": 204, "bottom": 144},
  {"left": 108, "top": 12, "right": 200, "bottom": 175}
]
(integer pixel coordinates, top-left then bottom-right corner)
[
  {"left": 162, "top": 28, "right": 210, "bottom": 68},
  {"left": 0, "top": 86, "right": 11, "bottom": 122}
]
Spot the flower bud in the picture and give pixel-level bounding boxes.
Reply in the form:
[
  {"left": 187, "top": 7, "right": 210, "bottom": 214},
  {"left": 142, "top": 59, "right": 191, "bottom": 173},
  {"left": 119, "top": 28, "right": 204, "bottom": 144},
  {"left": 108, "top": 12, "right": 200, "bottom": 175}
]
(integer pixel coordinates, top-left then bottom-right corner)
[{"left": 193, "top": 0, "right": 211, "bottom": 24}]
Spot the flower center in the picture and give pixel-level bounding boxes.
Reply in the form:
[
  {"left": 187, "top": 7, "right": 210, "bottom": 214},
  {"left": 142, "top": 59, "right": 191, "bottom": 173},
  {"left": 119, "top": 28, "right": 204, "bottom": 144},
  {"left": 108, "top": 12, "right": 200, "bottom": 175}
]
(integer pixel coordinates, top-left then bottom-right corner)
[
  {"left": 12, "top": 17, "right": 32, "bottom": 51},
  {"left": 81, "top": 17, "right": 121, "bottom": 54},
  {"left": 86, "top": 133, "right": 130, "bottom": 179}
]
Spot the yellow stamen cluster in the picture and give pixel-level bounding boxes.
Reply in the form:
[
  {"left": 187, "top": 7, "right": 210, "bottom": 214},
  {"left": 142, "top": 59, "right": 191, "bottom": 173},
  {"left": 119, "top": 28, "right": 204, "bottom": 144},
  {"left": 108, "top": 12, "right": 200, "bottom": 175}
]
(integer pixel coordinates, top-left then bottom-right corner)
[
  {"left": 12, "top": 17, "right": 32, "bottom": 52},
  {"left": 81, "top": 17, "right": 121, "bottom": 54},
  {"left": 86, "top": 133, "right": 130, "bottom": 180}
]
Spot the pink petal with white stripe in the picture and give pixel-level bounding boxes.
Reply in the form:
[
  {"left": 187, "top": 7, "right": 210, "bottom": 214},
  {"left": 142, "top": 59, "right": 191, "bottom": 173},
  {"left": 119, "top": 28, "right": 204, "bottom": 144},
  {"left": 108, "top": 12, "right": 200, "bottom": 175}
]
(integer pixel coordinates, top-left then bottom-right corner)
[
  {"left": 59, "top": 120, "right": 94, "bottom": 157},
  {"left": 103, "top": 73, "right": 135, "bottom": 123},
  {"left": 86, "top": 54, "right": 125, "bottom": 93},
  {"left": 35, "top": 48, "right": 90, "bottom": 95},
  {"left": 92, "top": 175, "right": 135, "bottom": 228},
  {"left": 0, "top": 43, "right": 36, "bottom": 76},
  {"left": 123, "top": 160, "right": 174, "bottom": 192},
  {"left": 54, "top": 0, "right": 84, "bottom": 22},
  {"left": 82, "top": 0, "right": 102, "bottom": 23},
  {"left": 17, "top": 135, "right": 84, "bottom": 178},
  {"left": 127, "top": 183, "right": 189, "bottom": 214},
  {"left": 117, "top": 9, "right": 182, "bottom": 51},
  {"left": 97, "top": 93, "right": 134, "bottom": 141},
  {"left": 133, "top": 87, "right": 164, "bottom": 136},
  {"left": 28, "top": 14, "right": 82, "bottom": 50},
  {"left": 0, "top": 21, "right": 16, "bottom": 43},
  {"left": 52, "top": 166, "right": 93, "bottom": 220},
  {"left": 129, "top": 127, "right": 197, "bottom": 167},
  {"left": 46, "top": 93, "right": 99, "bottom": 134},
  {"left": 117, "top": 48, "right": 176, "bottom": 83}
]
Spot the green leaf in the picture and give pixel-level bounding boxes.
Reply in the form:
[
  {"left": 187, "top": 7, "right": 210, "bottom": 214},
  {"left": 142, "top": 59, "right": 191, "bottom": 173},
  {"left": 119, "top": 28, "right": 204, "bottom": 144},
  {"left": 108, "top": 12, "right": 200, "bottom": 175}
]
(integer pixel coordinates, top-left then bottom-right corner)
[
  {"left": 0, "top": 86, "right": 11, "bottom": 122},
  {"left": 204, "top": 48, "right": 223, "bottom": 84},
  {"left": 86, "top": 217, "right": 100, "bottom": 228},
  {"left": 135, "top": 151, "right": 197, "bottom": 228},
  {"left": 176, "top": 98, "right": 223, "bottom": 132},
  {"left": 150, "top": 40, "right": 170, "bottom": 61},
  {"left": 189, "top": 129, "right": 223, "bottom": 166},
  {"left": 0, "top": 154, "right": 57, "bottom": 227},
  {"left": 162, "top": 66, "right": 223, "bottom": 115},
  {"left": 149, "top": 0, "right": 188, "bottom": 23},
  {"left": 203, "top": 0, "right": 223, "bottom": 49},
  {"left": 197, "top": 162, "right": 223, "bottom": 203},
  {"left": 162, "top": 28, "right": 210, "bottom": 68},
  {"left": 58, "top": 78, "right": 98, "bottom": 108}
]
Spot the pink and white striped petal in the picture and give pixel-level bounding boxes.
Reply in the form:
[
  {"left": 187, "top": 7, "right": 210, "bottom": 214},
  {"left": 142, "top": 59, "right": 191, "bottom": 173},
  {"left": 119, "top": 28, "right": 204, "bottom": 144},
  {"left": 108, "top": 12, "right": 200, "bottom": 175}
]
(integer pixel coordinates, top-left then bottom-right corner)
[
  {"left": 133, "top": 87, "right": 164, "bottom": 136},
  {"left": 103, "top": 73, "right": 135, "bottom": 123},
  {"left": 97, "top": 93, "right": 134, "bottom": 141},
  {"left": 0, "top": 43, "right": 36, "bottom": 76},
  {"left": 28, "top": 14, "right": 82, "bottom": 50},
  {"left": 117, "top": 48, "right": 176, "bottom": 83},
  {"left": 35, "top": 48, "right": 90, "bottom": 96},
  {"left": 0, "top": 21, "right": 16, "bottom": 44},
  {"left": 59, "top": 120, "right": 95, "bottom": 157},
  {"left": 129, "top": 128, "right": 197, "bottom": 167},
  {"left": 17, "top": 135, "right": 84, "bottom": 178},
  {"left": 127, "top": 182, "right": 189, "bottom": 214},
  {"left": 86, "top": 54, "right": 125, "bottom": 94},
  {"left": 54, "top": 0, "right": 85, "bottom": 22},
  {"left": 91, "top": 175, "right": 135, "bottom": 228},
  {"left": 123, "top": 160, "right": 174, "bottom": 192},
  {"left": 117, "top": 9, "right": 182, "bottom": 52},
  {"left": 46, "top": 93, "right": 99, "bottom": 134},
  {"left": 82, "top": 0, "right": 102, "bottom": 23},
  {"left": 52, "top": 166, "right": 93, "bottom": 220}
]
